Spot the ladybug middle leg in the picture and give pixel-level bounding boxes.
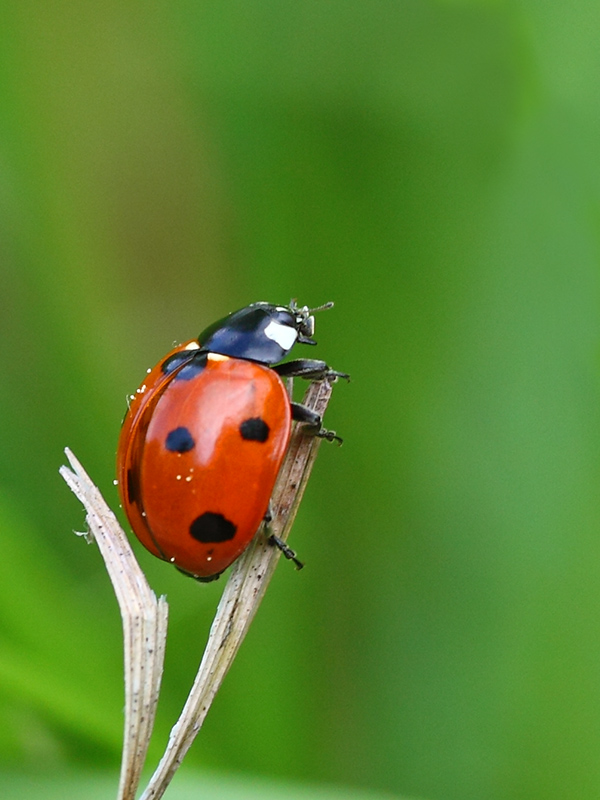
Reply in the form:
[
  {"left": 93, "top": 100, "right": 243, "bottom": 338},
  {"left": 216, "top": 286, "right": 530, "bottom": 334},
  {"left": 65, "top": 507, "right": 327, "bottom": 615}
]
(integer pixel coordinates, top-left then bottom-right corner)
[{"left": 291, "top": 402, "right": 342, "bottom": 444}]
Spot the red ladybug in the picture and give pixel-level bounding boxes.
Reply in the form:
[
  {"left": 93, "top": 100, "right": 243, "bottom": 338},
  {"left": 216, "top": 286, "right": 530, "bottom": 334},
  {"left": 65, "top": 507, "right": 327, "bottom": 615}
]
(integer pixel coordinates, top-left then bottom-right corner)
[{"left": 116, "top": 301, "right": 344, "bottom": 581}]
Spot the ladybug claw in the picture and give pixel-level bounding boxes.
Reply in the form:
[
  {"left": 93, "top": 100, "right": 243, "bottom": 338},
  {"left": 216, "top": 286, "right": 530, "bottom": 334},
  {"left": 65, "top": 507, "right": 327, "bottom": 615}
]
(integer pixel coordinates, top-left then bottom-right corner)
[
  {"left": 317, "top": 428, "right": 343, "bottom": 445},
  {"left": 329, "top": 370, "right": 351, "bottom": 383}
]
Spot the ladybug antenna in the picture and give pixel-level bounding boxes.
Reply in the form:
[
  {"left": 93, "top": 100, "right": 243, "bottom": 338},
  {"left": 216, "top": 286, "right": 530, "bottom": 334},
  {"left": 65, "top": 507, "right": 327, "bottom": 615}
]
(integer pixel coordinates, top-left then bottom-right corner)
[
  {"left": 289, "top": 299, "right": 334, "bottom": 345},
  {"left": 309, "top": 300, "right": 335, "bottom": 314},
  {"left": 289, "top": 299, "right": 334, "bottom": 315}
]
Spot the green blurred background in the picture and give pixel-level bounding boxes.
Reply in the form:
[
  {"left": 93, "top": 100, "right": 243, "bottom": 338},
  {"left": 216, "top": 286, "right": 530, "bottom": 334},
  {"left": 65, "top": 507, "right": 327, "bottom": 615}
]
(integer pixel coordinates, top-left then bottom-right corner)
[{"left": 1, "top": 2, "right": 600, "bottom": 799}]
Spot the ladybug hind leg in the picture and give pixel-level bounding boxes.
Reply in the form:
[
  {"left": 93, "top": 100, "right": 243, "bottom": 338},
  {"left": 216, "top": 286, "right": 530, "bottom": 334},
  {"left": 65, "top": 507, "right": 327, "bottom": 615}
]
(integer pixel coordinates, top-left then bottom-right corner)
[
  {"left": 268, "top": 534, "right": 305, "bottom": 570},
  {"left": 262, "top": 505, "right": 304, "bottom": 570}
]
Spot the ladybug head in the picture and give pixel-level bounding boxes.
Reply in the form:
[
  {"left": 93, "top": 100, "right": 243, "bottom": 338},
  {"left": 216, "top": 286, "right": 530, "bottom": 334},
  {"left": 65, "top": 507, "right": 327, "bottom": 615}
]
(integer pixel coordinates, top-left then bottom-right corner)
[
  {"left": 198, "top": 300, "right": 334, "bottom": 365},
  {"left": 288, "top": 299, "right": 334, "bottom": 345}
]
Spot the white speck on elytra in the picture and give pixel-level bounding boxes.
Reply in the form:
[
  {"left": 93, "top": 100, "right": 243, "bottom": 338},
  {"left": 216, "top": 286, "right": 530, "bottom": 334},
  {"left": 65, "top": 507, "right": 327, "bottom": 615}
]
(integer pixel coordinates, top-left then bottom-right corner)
[{"left": 176, "top": 475, "right": 182, "bottom": 480}]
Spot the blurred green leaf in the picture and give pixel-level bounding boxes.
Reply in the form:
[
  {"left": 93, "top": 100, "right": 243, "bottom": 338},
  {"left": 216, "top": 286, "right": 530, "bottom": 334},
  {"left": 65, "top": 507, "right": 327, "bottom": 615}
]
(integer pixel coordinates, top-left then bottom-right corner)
[
  {"left": 0, "top": 2, "right": 599, "bottom": 799},
  {"left": 0, "top": 491, "right": 123, "bottom": 763},
  {"left": 0, "top": 769, "right": 414, "bottom": 800}
]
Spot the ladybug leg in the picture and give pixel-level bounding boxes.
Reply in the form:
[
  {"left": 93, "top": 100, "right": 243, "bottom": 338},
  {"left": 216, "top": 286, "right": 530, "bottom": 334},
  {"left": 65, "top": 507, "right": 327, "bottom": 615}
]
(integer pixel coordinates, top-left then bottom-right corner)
[
  {"left": 268, "top": 532, "right": 305, "bottom": 570},
  {"left": 263, "top": 501, "right": 274, "bottom": 524},
  {"left": 291, "top": 403, "right": 343, "bottom": 444},
  {"left": 263, "top": 505, "right": 304, "bottom": 569},
  {"left": 274, "top": 359, "right": 349, "bottom": 382},
  {"left": 176, "top": 566, "right": 223, "bottom": 583}
]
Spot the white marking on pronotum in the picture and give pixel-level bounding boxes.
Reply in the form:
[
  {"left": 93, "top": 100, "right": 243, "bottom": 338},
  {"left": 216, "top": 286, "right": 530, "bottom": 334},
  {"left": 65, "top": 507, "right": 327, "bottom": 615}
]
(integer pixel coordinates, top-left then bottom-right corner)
[
  {"left": 264, "top": 320, "right": 297, "bottom": 351},
  {"left": 207, "top": 353, "right": 229, "bottom": 362},
  {"left": 184, "top": 341, "right": 201, "bottom": 350}
]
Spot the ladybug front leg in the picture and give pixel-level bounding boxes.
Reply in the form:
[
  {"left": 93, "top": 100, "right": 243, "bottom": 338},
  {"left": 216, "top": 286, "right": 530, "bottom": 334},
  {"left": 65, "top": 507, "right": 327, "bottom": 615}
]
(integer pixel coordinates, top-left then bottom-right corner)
[
  {"left": 274, "top": 359, "right": 349, "bottom": 382},
  {"left": 291, "top": 402, "right": 342, "bottom": 444}
]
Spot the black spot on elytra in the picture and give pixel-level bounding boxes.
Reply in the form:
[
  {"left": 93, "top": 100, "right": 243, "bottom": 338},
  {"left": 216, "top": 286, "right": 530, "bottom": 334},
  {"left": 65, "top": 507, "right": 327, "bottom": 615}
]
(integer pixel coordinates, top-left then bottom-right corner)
[
  {"left": 189, "top": 512, "right": 237, "bottom": 543},
  {"left": 239, "top": 417, "right": 270, "bottom": 442},
  {"left": 165, "top": 426, "right": 195, "bottom": 453}
]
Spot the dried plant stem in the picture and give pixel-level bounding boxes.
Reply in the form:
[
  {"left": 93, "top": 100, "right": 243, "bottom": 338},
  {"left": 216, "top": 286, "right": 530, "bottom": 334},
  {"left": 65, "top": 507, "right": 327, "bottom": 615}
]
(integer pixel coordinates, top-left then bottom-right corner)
[
  {"left": 60, "top": 450, "right": 168, "bottom": 800},
  {"left": 140, "top": 377, "right": 335, "bottom": 800},
  {"left": 60, "top": 376, "right": 336, "bottom": 800}
]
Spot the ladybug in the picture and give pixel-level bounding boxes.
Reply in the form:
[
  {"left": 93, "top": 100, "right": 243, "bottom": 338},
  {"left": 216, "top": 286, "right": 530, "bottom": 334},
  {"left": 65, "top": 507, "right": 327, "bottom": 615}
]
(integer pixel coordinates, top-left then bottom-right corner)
[{"left": 116, "top": 301, "right": 345, "bottom": 582}]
